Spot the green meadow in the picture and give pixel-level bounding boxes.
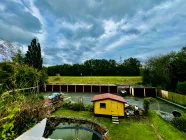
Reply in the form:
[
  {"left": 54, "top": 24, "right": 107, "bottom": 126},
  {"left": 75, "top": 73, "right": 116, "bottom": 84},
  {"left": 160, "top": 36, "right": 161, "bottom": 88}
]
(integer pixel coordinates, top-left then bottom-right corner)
[{"left": 48, "top": 76, "right": 142, "bottom": 84}]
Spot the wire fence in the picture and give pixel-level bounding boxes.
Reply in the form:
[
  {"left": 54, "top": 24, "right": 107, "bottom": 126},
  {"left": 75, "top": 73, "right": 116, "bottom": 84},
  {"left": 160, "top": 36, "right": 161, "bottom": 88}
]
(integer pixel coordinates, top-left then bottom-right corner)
[{"left": 7, "top": 85, "right": 41, "bottom": 94}]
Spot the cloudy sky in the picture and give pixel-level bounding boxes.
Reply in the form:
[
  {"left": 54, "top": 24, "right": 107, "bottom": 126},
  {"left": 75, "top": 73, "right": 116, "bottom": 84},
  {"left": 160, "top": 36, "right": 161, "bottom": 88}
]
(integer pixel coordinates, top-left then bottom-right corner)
[{"left": 0, "top": 0, "right": 186, "bottom": 65}]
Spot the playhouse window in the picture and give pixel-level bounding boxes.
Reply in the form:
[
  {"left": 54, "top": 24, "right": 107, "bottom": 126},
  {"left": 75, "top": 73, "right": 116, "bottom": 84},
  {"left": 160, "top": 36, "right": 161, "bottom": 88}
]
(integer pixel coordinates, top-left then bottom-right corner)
[{"left": 100, "top": 103, "right": 106, "bottom": 108}]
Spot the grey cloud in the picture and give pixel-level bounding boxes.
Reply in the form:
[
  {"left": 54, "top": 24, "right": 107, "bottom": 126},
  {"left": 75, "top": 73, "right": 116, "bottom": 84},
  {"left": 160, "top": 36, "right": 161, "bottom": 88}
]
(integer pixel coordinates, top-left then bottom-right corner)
[
  {"left": 0, "top": 22, "right": 35, "bottom": 44},
  {"left": 0, "top": 0, "right": 42, "bottom": 32},
  {"left": 1, "top": 0, "right": 186, "bottom": 65},
  {"left": 120, "top": 28, "right": 141, "bottom": 35},
  {"left": 36, "top": 0, "right": 164, "bottom": 20},
  {"left": 43, "top": 35, "right": 97, "bottom": 64},
  {"left": 0, "top": 0, "right": 42, "bottom": 45},
  {"left": 58, "top": 19, "right": 104, "bottom": 40}
]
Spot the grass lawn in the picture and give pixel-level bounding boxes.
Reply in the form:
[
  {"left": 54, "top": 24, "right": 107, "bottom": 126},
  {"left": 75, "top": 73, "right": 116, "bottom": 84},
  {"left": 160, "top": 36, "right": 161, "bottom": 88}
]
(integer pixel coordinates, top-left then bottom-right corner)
[
  {"left": 149, "top": 111, "right": 186, "bottom": 140},
  {"left": 53, "top": 109, "right": 186, "bottom": 140},
  {"left": 48, "top": 76, "right": 142, "bottom": 84}
]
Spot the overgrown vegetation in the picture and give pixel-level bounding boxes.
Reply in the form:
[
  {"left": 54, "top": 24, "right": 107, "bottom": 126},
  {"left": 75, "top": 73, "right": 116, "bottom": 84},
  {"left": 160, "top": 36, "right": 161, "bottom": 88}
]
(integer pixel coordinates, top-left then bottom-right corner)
[
  {"left": 0, "top": 62, "right": 47, "bottom": 94},
  {"left": 0, "top": 38, "right": 47, "bottom": 94},
  {"left": 0, "top": 38, "right": 49, "bottom": 139},
  {"left": 63, "top": 102, "right": 93, "bottom": 112},
  {"left": 0, "top": 92, "right": 53, "bottom": 140}
]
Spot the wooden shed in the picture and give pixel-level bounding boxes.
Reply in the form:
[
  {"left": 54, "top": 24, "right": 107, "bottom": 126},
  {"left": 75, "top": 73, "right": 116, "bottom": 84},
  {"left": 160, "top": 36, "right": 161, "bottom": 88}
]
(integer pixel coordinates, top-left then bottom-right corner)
[{"left": 91, "top": 93, "right": 126, "bottom": 116}]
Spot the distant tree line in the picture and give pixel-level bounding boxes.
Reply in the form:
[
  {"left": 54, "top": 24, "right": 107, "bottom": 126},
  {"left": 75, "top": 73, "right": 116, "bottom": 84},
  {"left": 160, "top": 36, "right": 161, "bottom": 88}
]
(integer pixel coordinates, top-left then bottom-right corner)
[
  {"left": 46, "top": 57, "right": 141, "bottom": 76},
  {"left": 142, "top": 46, "right": 186, "bottom": 95}
]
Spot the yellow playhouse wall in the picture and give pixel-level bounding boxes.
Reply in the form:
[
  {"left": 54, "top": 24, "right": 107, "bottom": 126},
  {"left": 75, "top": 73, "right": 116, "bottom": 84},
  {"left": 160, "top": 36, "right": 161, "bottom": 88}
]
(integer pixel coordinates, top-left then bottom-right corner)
[{"left": 94, "top": 99, "right": 124, "bottom": 116}]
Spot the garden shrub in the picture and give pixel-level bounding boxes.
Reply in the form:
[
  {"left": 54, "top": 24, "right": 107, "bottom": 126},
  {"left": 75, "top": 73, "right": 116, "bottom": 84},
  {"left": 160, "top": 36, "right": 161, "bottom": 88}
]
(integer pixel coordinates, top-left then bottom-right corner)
[
  {"left": 171, "top": 117, "right": 186, "bottom": 132},
  {"left": 63, "top": 102, "right": 71, "bottom": 109},
  {"left": 177, "top": 81, "right": 186, "bottom": 95},
  {"left": 0, "top": 62, "right": 48, "bottom": 93},
  {"left": 143, "top": 97, "right": 156, "bottom": 115},
  {"left": 52, "top": 100, "right": 63, "bottom": 111},
  {"left": 84, "top": 104, "right": 93, "bottom": 112},
  {"left": 70, "top": 103, "right": 85, "bottom": 111}
]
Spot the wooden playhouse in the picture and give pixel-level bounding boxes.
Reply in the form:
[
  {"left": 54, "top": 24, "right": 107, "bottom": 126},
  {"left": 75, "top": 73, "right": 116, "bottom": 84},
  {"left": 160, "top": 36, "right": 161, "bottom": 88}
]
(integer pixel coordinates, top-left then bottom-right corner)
[{"left": 91, "top": 93, "right": 126, "bottom": 116}]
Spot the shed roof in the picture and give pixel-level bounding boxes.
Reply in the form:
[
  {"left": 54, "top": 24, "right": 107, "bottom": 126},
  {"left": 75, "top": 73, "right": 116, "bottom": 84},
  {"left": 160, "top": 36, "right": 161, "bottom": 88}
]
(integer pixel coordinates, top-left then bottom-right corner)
[{"left": 91, "top": 93, "right": 126, "bottom": 103}]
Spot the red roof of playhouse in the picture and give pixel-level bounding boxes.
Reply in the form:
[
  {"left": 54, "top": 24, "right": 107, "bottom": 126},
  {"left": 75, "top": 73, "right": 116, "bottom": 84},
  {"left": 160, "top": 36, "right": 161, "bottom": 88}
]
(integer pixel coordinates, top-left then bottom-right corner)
[{"left": 91, "top": 93, "right": 126, "bottom": 103}]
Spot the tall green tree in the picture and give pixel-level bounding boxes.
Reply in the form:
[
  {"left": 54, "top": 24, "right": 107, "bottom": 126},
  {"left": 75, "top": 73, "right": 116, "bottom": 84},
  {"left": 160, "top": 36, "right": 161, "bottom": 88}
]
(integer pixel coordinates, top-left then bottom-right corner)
[
  {"left": 123, "top": 57, "right": 141, "bottom": 76},
  {"left": 142, "top": 46, "right": 186, "bottom": 91},
  {"left": 142, "top": 54, "right": 172, "bottom": 89},
  {"left": 25, "top": 39, "right": 43, "bottom": 70}
]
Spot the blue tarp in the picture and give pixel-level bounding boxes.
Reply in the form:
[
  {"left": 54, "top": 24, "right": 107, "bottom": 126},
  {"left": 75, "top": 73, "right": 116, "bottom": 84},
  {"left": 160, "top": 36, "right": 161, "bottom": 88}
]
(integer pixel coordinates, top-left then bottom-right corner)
[{"left": 48, "top": 92, "right": 61, "bottom": 99}]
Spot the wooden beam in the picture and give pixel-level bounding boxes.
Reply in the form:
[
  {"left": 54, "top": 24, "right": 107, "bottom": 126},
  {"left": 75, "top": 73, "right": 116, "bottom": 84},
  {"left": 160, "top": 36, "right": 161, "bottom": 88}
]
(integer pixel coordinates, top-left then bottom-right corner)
[
  {"left": 144, "top": 88, "right": 146, "bottom": 97},
  {"left": 132, "top": 88, "right": 134, "bottom": 96},
  {"left": 44, "top": 85, "right": 46, "bottom": 92},
  {"left": 155, "top": 88, "right": 157, "bottom": 97}
]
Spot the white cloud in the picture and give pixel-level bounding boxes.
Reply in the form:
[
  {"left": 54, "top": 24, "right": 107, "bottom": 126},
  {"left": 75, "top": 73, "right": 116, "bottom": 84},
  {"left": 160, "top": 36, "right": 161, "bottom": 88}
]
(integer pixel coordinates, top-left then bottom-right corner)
[
  {"left": 0, "top": 3, "right": 5, "bottom": 11},
  {"left": 59, "top": 20, "right": 91, "bottom": 31},
  {"left": 105, "top": 34, "right": 138, "bottom": 51}
]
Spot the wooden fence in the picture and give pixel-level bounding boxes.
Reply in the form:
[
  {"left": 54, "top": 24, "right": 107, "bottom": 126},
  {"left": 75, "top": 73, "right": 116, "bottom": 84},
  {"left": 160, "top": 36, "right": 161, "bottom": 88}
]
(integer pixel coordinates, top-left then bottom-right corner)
[{"left": 158, "top": 89, "right": 186, "bottom": 106}]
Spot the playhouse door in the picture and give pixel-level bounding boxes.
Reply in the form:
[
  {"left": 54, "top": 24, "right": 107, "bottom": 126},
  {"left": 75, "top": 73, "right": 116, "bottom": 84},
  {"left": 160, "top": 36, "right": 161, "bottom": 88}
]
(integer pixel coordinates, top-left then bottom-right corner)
[{"left": 111, "top": 101, "right": 118, "bottom": 115}]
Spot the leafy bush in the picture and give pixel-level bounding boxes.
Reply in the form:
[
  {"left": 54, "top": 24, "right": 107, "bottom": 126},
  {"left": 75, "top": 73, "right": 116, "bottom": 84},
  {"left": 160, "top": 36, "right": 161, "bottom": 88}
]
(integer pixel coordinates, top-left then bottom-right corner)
[
  {"left": 39, "top": 67, "right": 48, "bottom": 84},
  {"left": 63, "top": 102, "right": 71, "bottom": 109},
  {"left": 143, "top": 97, "right": 156, "bottom": 115},
  {"left": 84, "top": 104, "right": 93, "bottom": 112},
  {"left": 171, "top": 117, "right": 186, "bottom": 132},
  {"left": 0, "top": 62, "right": 48, "bottom": 93},
  {"left": 177, "top": 81, "right": 186, "bottom": 95},
  {"left": 70, "top": 103, "right": 85, "bottom": 111},
  {"left": 38, "top": 94, "right": 44, "bottom": 100}
]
